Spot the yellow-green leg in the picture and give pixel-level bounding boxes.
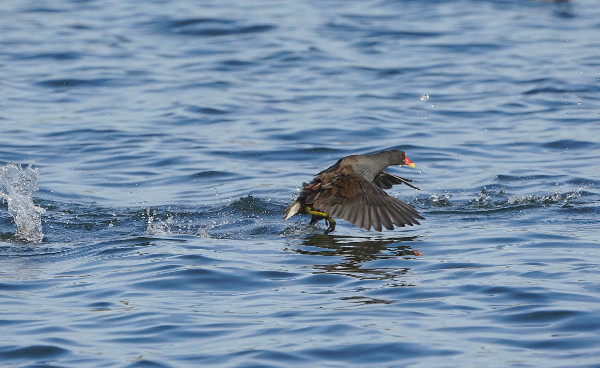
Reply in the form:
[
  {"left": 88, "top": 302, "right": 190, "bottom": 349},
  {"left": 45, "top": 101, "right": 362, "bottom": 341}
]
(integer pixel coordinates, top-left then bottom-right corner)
[{"left": 305, "top": 206, "right": 336, "bottom": 234}]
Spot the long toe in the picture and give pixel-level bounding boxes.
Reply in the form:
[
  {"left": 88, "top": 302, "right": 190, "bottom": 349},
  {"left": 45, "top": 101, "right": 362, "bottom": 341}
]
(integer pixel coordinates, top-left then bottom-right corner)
[{"left": 324, "top": 218, "right": 336, "bottom": 234}]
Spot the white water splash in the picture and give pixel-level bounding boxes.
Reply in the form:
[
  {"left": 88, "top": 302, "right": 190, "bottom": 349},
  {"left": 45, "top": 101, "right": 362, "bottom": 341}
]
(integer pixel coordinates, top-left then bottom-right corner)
[
  {"left": 507, "top": 188, "right": 581, "bottom": 206},
  {"left": 144, "top": 208, "right": 212, "bottom": 238},
  {"left": 429, "top": 193, "right": 451, "bottom": 206},
  {"left": 144, "top": 208, "right": 175, "bottom": 235},
  {"left": 0, "top": 164, "right": 45, "bottom": 242}
]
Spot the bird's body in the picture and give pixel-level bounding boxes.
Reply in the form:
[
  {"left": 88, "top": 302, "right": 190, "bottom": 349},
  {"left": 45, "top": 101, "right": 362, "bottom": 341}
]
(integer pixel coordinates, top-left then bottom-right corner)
[{"left": 284, "top": 150, "right": 424, "bottom": 234}]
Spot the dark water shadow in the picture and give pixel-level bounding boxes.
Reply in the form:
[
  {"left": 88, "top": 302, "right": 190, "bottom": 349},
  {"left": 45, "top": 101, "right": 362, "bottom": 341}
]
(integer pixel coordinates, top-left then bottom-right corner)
[{"left": 289, "top": 234, "right": 420, "bottom": 282}]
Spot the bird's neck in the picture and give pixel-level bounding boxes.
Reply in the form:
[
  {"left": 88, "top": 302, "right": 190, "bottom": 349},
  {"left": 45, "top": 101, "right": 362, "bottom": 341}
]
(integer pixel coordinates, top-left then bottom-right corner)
[{"left": 349, "top": 152, "right": 391, "bottom": 182}]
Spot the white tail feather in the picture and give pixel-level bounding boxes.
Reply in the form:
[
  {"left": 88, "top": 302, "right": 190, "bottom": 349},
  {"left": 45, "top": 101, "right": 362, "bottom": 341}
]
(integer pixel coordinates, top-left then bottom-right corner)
[{"left": 283, "top": 201, "right": 301, "bottom": 221}]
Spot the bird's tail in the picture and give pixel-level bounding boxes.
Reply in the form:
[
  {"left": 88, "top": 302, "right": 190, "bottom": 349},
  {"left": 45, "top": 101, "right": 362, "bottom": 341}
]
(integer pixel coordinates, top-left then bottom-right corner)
[{"left": 283, "top": 201, "right": 302, "bottom": 221}]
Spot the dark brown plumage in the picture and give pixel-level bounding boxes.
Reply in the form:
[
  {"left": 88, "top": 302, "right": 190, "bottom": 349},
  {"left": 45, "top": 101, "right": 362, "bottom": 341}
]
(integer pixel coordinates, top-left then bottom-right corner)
[{"left": 283, "top": 150, "right": 424, "bottom": 234}]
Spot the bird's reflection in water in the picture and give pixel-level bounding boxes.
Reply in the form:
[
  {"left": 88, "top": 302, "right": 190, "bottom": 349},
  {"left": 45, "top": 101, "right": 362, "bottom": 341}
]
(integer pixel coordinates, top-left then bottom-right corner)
[{"left": 289, "top": 234, "right": 421, "bottom": 284}]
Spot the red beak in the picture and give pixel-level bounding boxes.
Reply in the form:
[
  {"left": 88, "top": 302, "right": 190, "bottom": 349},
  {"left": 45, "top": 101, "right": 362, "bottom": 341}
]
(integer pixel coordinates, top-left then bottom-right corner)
[{"left": 404, "top": 156, "right": 415, "bottom": 168}]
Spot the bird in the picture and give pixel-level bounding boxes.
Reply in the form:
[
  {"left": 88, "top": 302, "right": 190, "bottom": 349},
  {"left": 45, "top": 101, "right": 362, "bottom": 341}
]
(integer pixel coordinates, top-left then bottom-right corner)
[{"left": 283, "top": 150, "right": 424, "bottom": 234}]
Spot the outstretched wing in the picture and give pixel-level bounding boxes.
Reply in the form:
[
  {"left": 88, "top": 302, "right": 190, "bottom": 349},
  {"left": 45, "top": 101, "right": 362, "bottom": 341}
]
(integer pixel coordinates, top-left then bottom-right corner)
[
  {"left": 373, "top": 171, "right": 420, "bottom": 190},
  {"left": 304, "top": 172, "right": 423, "bottom": 231}
]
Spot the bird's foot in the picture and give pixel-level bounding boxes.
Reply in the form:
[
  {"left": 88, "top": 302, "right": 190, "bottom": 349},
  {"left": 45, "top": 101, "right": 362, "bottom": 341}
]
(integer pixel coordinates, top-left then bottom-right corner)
[
  {"left": 324, "top": 216, "right": 336, "bottom": 235},
  {"left": 305, "top": 206, "right": 336, "bottom": 235}
]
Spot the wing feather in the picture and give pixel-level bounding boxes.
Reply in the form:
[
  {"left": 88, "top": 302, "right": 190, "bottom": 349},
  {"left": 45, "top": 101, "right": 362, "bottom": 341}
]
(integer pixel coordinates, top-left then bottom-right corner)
[
  {"left": 304, "top": 170, "right": 423, "bottom": 232},
  {"left": 373, "top": 171, "right": 421, "bottom": 190},
  {"left": 370, "top": 204, "right": 381, "bottom": 231}
]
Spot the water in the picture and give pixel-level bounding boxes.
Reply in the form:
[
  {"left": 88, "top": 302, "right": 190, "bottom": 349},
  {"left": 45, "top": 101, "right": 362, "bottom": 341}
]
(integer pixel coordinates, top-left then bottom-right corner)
[
  {"left": 0, "top": 164, "right": 44, "bottom": 242},
  {"left": 1, "top": 0, "right": 599, "bottom": 366}
]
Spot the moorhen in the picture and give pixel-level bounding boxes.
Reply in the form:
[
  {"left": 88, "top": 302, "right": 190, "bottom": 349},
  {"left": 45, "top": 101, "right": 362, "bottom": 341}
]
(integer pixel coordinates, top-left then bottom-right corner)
[{"left": 283, "top": 150, "right": 424, "bottom": 234}]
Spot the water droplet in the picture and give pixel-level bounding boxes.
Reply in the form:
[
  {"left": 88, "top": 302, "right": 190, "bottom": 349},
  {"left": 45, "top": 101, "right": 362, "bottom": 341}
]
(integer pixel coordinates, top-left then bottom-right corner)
[{"left": 420, "top": 94, "right": 429, "bottom": 101}]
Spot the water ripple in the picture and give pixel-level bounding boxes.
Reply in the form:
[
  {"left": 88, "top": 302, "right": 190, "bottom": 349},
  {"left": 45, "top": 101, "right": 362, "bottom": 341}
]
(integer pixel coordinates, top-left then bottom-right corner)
[
  {"left": 1, "top": 0, "right": 599, "bottom": 366},
  {"left": 151, "top": 16, "right": 275, "bottom": 36}
]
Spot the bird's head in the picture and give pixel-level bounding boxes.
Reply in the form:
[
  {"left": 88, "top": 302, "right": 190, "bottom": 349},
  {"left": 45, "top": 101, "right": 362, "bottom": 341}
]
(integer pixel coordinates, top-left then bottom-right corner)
[{"left": 390, "top": 150, "right": 416, "bottom": 168}]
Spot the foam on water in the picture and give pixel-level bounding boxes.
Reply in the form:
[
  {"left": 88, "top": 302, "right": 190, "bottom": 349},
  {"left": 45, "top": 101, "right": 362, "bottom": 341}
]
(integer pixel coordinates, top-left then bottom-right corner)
[{"left": 0, "top": 164, "right": 45, "bottom": 242}]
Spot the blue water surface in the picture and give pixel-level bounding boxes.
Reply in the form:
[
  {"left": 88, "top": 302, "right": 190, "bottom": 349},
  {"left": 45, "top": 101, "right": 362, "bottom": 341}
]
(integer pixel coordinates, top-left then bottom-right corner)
[{"left": 1, "top": 0, "right": 599, "bottom": 367}]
